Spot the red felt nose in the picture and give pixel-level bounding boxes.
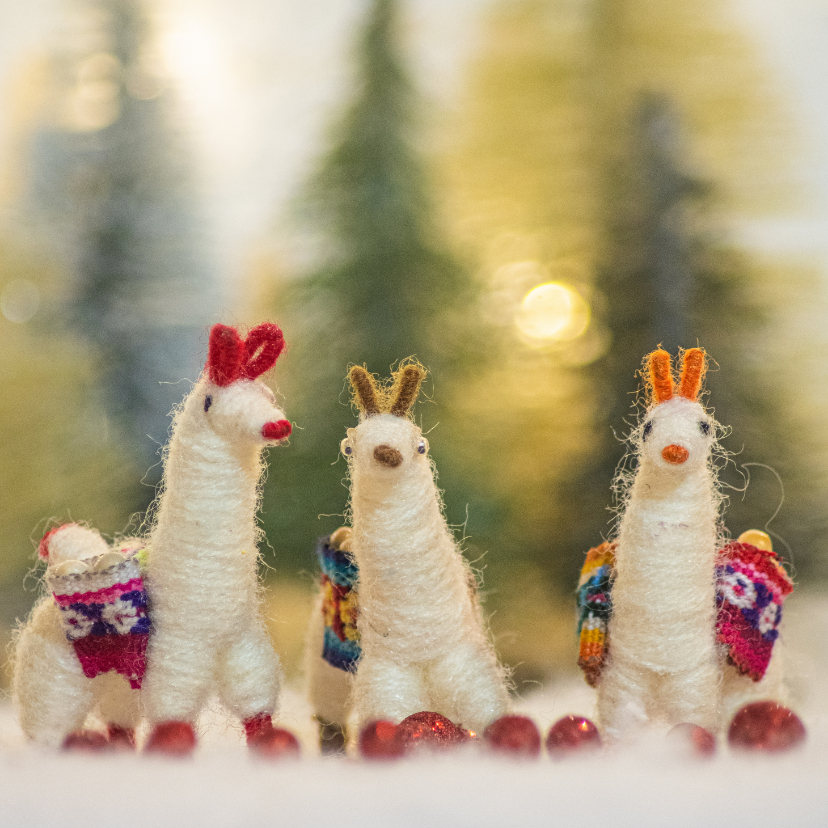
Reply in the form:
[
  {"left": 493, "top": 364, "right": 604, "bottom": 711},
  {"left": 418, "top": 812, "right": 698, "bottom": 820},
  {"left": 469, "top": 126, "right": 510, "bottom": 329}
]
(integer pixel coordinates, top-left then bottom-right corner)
[
  {"left": 662, "top": 444, "right": 689, "bottom": 464},
  {"left": 262, "top": 420, "right": 291, "bottom": 441}
]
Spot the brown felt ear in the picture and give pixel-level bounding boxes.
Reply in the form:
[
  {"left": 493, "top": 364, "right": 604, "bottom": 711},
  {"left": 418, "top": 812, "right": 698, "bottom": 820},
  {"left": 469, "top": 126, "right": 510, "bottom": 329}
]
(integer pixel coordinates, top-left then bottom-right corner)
[
  {"left": 648, "top": 349, "right": 674, "bottom": 405},
  {"left": 389, "top": 364, "right": 425, "bottom": 417},
  {"left": 349, "top": 366, "right": 380, "bottom": 416},
  {"left": 678, "top": 348, "right": 706, "bottom": 401}
]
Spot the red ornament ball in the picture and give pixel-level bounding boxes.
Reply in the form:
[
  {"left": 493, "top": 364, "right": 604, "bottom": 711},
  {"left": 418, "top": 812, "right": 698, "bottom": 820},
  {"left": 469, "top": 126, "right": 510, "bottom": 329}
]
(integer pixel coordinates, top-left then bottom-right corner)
[
  {"left": 483, "top": 715, "right": 541, "bottom": 758},
  {"left": 545, "top": 715, "right": 602, "bottom": 758},
  {"left": 249, "top": 727, "right": 301, "bottom": 759},
  {"left": 359, "top": 720, "right": 405, "bottom": 760},
  {"left": 728, "top": 701, "right": 806, "bottom": 754},
  {"left": 667, "top": 723, "right": 717, "bottom": 758},
  {"left": 145, "top": 721, "right": 197, "bottom": 757},
  {"left": 63, "top": 730, "right": 109, "bottom": 752},
  {"left": 397, "top": 711, "right": 469, "bottom": 751}
]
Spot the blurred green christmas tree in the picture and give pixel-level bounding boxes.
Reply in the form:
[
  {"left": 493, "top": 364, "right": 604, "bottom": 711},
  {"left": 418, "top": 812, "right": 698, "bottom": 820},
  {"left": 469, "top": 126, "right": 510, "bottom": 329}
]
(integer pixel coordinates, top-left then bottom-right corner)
[{"left": 260, "top": 0, "right": 475, "bottom": 571}]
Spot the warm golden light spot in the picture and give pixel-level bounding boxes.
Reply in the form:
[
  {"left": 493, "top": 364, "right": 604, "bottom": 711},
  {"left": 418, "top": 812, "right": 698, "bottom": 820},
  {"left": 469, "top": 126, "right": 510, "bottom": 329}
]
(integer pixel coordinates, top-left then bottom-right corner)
[{"left": 515, "top": 282, "right": 590, "bottom": 344}]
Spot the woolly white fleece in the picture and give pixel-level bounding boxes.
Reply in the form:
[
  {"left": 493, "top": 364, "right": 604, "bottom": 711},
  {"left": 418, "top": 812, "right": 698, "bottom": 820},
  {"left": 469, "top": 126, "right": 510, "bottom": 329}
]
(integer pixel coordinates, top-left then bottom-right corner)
[
  {"left": 141, "top": 376, "right": 288, "bottom": 725},
  {"left": 598, "top": 396, "right": 786, "bottom": 741},
  {"left": 13, "top": 525, "right": 141, "bottom": 746},
  {"left": 308, "top": 412, "right": 509, "bottom": 734}
]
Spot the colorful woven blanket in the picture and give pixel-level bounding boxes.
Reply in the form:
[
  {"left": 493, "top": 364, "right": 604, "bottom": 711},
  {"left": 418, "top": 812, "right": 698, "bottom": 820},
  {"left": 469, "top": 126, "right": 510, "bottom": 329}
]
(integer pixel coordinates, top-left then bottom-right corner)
[
  {"left": 576, "top": 537, "right": 793, "bottom": 686},
  {"left": 716, "top": 540, "right": 793, "bottom": 681},
  {"left": 47, "top": 549, "right": 150, "bottom": 689},
  {"left": 317, "top": 535, "right": 361, "bottom": 673},
  {"left": 576, "top": 541, "right": 616, "bottom": 688}
]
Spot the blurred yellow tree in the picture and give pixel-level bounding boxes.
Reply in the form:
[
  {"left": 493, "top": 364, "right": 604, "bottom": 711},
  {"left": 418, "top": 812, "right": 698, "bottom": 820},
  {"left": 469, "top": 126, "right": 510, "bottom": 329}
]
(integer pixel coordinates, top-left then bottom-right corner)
[
  {"left": 0, "top": 238, "right": 138, "bottom": 634},
  {"left": 437, "top": 0, "right": 822, "bottom": 682}
]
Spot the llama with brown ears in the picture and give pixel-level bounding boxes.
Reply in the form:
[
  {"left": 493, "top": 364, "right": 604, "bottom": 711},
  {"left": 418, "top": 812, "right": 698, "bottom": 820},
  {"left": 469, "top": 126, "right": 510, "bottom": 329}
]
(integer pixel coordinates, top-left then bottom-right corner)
[
  {"left": 579, "top": 348, "right": 795, "bottom": 744},
  {"left": 306, "top": 363, "right": 509, "bottom": 747}
]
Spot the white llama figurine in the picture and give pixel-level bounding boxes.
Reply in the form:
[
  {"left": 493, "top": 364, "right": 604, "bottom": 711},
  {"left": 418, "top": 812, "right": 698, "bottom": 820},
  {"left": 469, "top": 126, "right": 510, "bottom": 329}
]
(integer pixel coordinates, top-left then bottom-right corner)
[
  {"left": 306, "top": 363, "right": 510, "bottom": 747},
  {"left": 577, "top": 348, "right": 795, "bottom": 744},
  {"left": 13, "top": 322, "right": 296, "bottom": 754},
  {"left": 13, "top": 524, "right": 144, "bottom": 748}
]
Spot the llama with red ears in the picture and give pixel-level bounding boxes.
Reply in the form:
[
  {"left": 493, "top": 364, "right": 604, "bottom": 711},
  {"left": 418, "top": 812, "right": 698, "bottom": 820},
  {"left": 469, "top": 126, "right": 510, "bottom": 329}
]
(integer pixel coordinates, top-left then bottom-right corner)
[
  {"left": 141, "top": 322, "right": 295, "bottom": 755},
  {"left": 13, "top": 323, "right": 298, "bottom": 755},
  {"left": 576, "top": 347, "right": 802, "bottom": 750}
]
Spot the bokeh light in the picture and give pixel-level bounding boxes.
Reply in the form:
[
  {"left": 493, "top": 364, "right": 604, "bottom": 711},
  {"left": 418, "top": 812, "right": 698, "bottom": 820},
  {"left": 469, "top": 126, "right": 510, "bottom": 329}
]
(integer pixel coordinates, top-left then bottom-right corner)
[
  {"left": 515, "top": 281, "right": 590, "bottom": 344},
  {"left": 1, "top": 279, "right": 40, "bottom": 323}
]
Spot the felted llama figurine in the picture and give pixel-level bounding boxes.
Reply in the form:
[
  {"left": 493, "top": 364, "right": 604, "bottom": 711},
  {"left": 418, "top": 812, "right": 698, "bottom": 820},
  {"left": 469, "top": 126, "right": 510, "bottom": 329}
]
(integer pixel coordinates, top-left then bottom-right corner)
[
  {"left": 141, "top": 322, "right": 294, "bottom": 754},
  {"left": 577, "top": 348, "right": 798, "bottom": 746},
  {"left": 306, "top": 363, "right": 510, "bottom": 751},
  {"left": 13, "top": 524, "right": 146, "bottom": 749},
  {"left": 13, "top": 323, "right": 297, "bottom": 754}
]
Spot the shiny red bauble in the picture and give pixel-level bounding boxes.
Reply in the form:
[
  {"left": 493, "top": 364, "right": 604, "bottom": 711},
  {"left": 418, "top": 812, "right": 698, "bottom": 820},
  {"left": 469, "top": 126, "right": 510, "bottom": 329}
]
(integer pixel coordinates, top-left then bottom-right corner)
[
  {"left": 728, "top": 700, "right": 806, "bottom": 753},
  {"left": 248, "top": 727, "right": 301, "bottom": 759},
  {"left": 359, "top": 720, "right": 405, "bottom": 760},
  {"left": 667, "top": 723, "right": 717, "bottom": 757},
  {"left": 483, "top": 715, "right": 541, "bottom": 758},
  {"left": 396, "top": 711, "right": 470, "bottom": 751},
  {"left": 545, "top": 715, "right": 602, "bottom": 758}
]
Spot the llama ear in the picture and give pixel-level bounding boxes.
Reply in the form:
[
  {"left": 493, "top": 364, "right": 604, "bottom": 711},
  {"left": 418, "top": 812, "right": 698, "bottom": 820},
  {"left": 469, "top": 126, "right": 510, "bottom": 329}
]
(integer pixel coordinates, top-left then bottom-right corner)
[
  {"left": 678, "top": 348, "right": 706, "bottom": 401},
  {"left": 241, "top": 322, "right": 285, "bottom": 380},
  {"left": 648, "top": 349, "right": 674, "bottom": 405},
  {"left": 349, "top": 366, "right": 380, "bottom": 416},
  {"left": 207, "top": 324, "right": 245, "bottom": 386},
  {"left": 389, "top": 364, "right": 425, "bottom": 417}
]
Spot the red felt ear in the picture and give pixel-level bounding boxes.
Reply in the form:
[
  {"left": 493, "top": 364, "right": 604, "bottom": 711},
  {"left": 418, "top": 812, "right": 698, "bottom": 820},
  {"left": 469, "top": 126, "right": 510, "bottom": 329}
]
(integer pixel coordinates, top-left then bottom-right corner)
[
  {"left": 207, "top": 324, "right": 245, "bottom": 386},
  {"left": 240, "top": 323, "right": 285, "bottom": 380}
]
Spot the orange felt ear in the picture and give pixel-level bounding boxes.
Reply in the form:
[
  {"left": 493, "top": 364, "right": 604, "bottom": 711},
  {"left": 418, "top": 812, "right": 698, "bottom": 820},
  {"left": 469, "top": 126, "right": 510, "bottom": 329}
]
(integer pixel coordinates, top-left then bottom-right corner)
[
  {"left": 648, "top": 349, "right": 674, "bottom": 404},
  {"left": 678, "top": 348, "right": 706, "bottom": 401}
]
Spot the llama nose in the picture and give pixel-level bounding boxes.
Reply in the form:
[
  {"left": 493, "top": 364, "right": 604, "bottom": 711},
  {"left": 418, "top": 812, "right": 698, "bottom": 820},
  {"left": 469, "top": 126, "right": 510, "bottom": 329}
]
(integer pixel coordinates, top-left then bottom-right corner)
[
  {"left": 262, "top": 419, "right": 292, "bottom": 441},
  {"left": 662, "top": 444, "right": 689, "bottom": 464},
  {"left": 374, "top": 444, "right": 403, "bottom": 468}
]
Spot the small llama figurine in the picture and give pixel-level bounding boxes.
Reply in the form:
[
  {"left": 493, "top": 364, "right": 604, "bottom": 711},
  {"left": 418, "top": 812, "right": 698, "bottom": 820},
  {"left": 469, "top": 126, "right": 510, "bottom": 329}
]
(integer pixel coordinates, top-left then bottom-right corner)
[
  {"left": 13, "top": 322, "right": 297, "bottom": 754},
  {"left": 577, "top": 347, "right": 798, "bottom": 746},
  {"left": 306, "top": 363, "right": 510, "bottom": 750}
]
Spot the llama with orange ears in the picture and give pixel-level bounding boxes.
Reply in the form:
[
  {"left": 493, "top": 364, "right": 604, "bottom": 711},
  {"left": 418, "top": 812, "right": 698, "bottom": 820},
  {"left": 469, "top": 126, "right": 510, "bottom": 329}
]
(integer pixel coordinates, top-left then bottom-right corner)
[
  {"left": 306, "top": 363, "right": 510, "bottom": 748},
  {"left": 578, "top": 348, "right": 799, "bottom": 747}
]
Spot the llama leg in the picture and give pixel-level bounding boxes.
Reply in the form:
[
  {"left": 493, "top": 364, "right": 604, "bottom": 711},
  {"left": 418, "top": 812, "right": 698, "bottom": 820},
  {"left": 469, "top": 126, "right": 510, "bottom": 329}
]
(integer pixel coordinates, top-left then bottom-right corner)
[
  {"left": 304, "top": 594, "right": 354, "bottom": 752},
  {"left": 721, "top": 642, "right": 787, "bottom": 725},
  {"left": 93, "top": 672, "right": 141, "bottom": 747},
  {"left": 353, "top": 655, "right": 428, "bottom": 726},
  {"left": 596, "top": 659, "right": 652, "bottom": 743},
  {"left": 426, "top": 641, "right": 510, "bottom": 732},
  {"left": 142, "top": 630, "right": 215, "bottom": 725},
  {"left": 13, "top": 601, "right": 95, "bottom": 747},
  {"left": 658, "top": 658, "right": 721, "bottom": 731},
  {"left": 217, "top": 622, "right": 283, "bottom": 723}
]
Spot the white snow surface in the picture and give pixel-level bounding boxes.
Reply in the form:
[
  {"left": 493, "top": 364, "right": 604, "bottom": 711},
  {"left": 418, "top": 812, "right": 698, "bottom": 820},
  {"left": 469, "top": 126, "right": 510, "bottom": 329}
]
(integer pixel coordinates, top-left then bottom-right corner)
[{"left": 1, "top": 591, "right": 828, "bottom": 826}]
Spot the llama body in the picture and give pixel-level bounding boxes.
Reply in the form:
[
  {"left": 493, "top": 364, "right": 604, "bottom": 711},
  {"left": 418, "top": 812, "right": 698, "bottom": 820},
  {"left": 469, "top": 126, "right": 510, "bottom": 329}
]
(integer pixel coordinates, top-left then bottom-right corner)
[
  {"left": 591, "top": 349, "right": 790, "bottom": 742},
  {"left": 13, "top": 323, "right": 293, "bottom": 750},
  {"left": 307, "top": 365, "right": 509, "bottom": 741}
]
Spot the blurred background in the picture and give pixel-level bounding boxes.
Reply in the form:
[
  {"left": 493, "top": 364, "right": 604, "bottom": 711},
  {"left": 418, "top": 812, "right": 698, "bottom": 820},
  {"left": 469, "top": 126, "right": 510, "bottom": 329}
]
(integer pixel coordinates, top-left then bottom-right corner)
[{"left": 1, "top": 0, "right": 827, "bottom": 697}]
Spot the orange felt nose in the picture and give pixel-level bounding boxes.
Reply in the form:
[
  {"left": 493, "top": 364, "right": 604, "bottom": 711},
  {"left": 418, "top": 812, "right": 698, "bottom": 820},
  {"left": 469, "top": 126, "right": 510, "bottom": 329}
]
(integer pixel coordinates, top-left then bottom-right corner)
[{"left": 662, "top": 444, "right": 689, "bottom": 464}]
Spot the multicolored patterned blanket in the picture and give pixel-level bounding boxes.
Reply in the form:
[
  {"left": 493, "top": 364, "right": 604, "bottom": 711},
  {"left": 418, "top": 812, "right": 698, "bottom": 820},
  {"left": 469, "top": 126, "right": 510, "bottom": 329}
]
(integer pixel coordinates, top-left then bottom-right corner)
[
  {"left": 317, "top": 535, "right": 361, "bottom": 673},
  {"left": 46, "top": 548, "right": 150, "bottom": 689},
  {"left": 576, "top": 536, "right": 793, "bottom": 685}
]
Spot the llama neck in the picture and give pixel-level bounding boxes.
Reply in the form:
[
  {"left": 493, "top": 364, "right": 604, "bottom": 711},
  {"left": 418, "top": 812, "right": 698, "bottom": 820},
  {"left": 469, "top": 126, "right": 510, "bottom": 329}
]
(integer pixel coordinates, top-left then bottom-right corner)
[
  {"left": 351, "top": 467, "right": 459, "bottom": 594},
  {"left": 151, "top": 411, "right": 262, "bottom": 560},
  {"left": 615, "top": 463, "right": 719, "bottom": 600}
]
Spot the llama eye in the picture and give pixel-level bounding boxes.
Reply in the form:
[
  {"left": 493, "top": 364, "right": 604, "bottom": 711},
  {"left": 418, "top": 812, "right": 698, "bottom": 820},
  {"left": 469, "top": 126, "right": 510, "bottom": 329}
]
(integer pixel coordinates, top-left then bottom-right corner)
[
  {"left": 417, "top": 439, "right": 428, "bottom": 455},
  {"left": 699, "top": 420, "right": 711, "bottom": 436},
  {"left": 642, "top": 420, "right": 653, "bottom": 441},
  {"left": 204, "top": 395, "right": 213, "bottom": 413},
  {"left": 340, "top": 438, "right": 353, "bottom": 456}
]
